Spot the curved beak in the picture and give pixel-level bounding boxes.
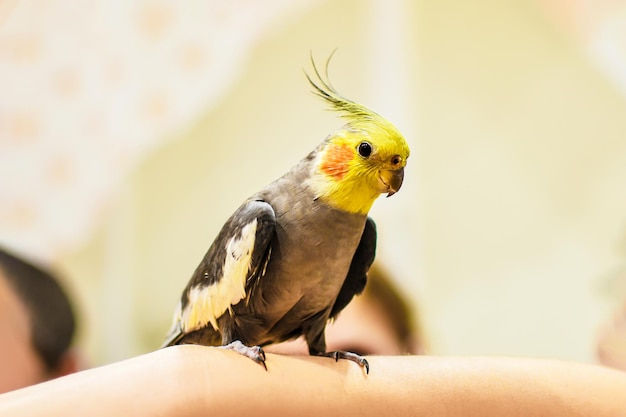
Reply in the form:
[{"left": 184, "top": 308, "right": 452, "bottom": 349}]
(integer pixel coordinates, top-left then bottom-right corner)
[{"left": 379, "top": 167, "right": 404, "bottom": 197}]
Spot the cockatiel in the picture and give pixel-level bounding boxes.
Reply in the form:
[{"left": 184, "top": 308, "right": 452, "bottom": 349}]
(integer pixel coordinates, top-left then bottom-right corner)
[{"left": 163, "top": 57, "right": 410, "bottom": 374}]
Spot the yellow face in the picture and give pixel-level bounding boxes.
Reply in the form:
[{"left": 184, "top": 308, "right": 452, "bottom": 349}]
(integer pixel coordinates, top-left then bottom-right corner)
[
  {"left": 312, "top": 123, "right": 409, "bottom": 215},
  {"left": 305, "top": 58, "right": 410, "bottom": 214}
]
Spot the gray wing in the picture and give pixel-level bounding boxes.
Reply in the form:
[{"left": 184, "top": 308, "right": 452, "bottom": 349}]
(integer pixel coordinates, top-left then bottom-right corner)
[
  {"left": 329, "top": 217, "right": 377, "bottom": 319},
  {"left": 162, "top": 199, "right": 276, "bottom": 347}
]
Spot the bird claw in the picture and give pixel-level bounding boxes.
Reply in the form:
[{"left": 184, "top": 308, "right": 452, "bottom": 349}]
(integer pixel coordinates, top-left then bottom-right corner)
[
  {"left": 220, "top": 340, "right": 267, "bottom": 370},
  {"left": 316, "top": 350, "right": 370, "bottom": 374}
]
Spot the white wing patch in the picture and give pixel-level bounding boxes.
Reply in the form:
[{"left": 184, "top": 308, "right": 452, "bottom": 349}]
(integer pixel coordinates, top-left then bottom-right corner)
[{"left": 181, "top": 219, "right": 258, "bottom": 332}]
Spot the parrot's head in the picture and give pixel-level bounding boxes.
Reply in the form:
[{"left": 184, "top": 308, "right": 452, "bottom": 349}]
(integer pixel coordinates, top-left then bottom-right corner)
[{"left": 305, "top": 57, "right": 410, "bottom": 215}]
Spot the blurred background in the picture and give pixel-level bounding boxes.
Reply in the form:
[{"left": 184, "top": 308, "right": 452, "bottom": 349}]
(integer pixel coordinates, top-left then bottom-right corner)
[{"left": 2, "top": 0, "right": 626, "bottom": 366}]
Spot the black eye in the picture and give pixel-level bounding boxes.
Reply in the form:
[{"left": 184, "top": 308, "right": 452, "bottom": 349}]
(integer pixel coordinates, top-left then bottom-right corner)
[
  {"left": 357, "top": 142, "right": 372, "bottom": 158},
  {"left": 391, "top": 155, "right": 402, "bottom": 166}
]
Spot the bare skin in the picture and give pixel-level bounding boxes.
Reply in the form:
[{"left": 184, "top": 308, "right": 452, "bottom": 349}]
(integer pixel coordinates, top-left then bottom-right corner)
[{"left": 1, "top": 345, "right": 625, "bottom": 417}]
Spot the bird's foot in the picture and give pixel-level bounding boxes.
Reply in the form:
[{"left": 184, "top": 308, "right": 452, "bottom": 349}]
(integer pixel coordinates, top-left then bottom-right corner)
[
  {"left": 220, "top": 340, "right": 267, "bottom": 370},
  {"left": 315, "top": 350, "right": 370, "bottom": 374}
]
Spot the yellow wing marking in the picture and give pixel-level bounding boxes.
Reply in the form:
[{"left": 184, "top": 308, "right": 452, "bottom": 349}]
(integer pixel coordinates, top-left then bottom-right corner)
[{"left": 181, "top": 219, "right": 258, "bottom": 332}]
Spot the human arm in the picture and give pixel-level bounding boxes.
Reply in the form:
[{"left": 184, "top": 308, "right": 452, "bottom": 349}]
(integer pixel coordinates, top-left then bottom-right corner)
[{"left": 0, "top": 345, "right": 625, "bottom": 417}]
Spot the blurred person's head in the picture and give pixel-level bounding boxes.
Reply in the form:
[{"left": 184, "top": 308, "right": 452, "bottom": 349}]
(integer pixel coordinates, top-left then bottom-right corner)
[
  {"left": 596, "top": 300, "right": 626, "bottom": 372},
  {"left": 0, "top": 247, "right": 79, "bottom": 393},
  {"left": 268, "top": 263, "right": 426, "bottom": 356}
]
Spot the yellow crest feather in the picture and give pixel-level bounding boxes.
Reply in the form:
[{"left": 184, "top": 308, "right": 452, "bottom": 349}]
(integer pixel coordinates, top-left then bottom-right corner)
[{"left": 305, "top": 52, "right": 382, "bottom": 126}]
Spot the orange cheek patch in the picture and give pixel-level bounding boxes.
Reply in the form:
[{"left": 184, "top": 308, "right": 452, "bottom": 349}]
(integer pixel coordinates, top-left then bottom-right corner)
[{"left": 320, "top": 143, "right": 354, "bottom": 180}]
